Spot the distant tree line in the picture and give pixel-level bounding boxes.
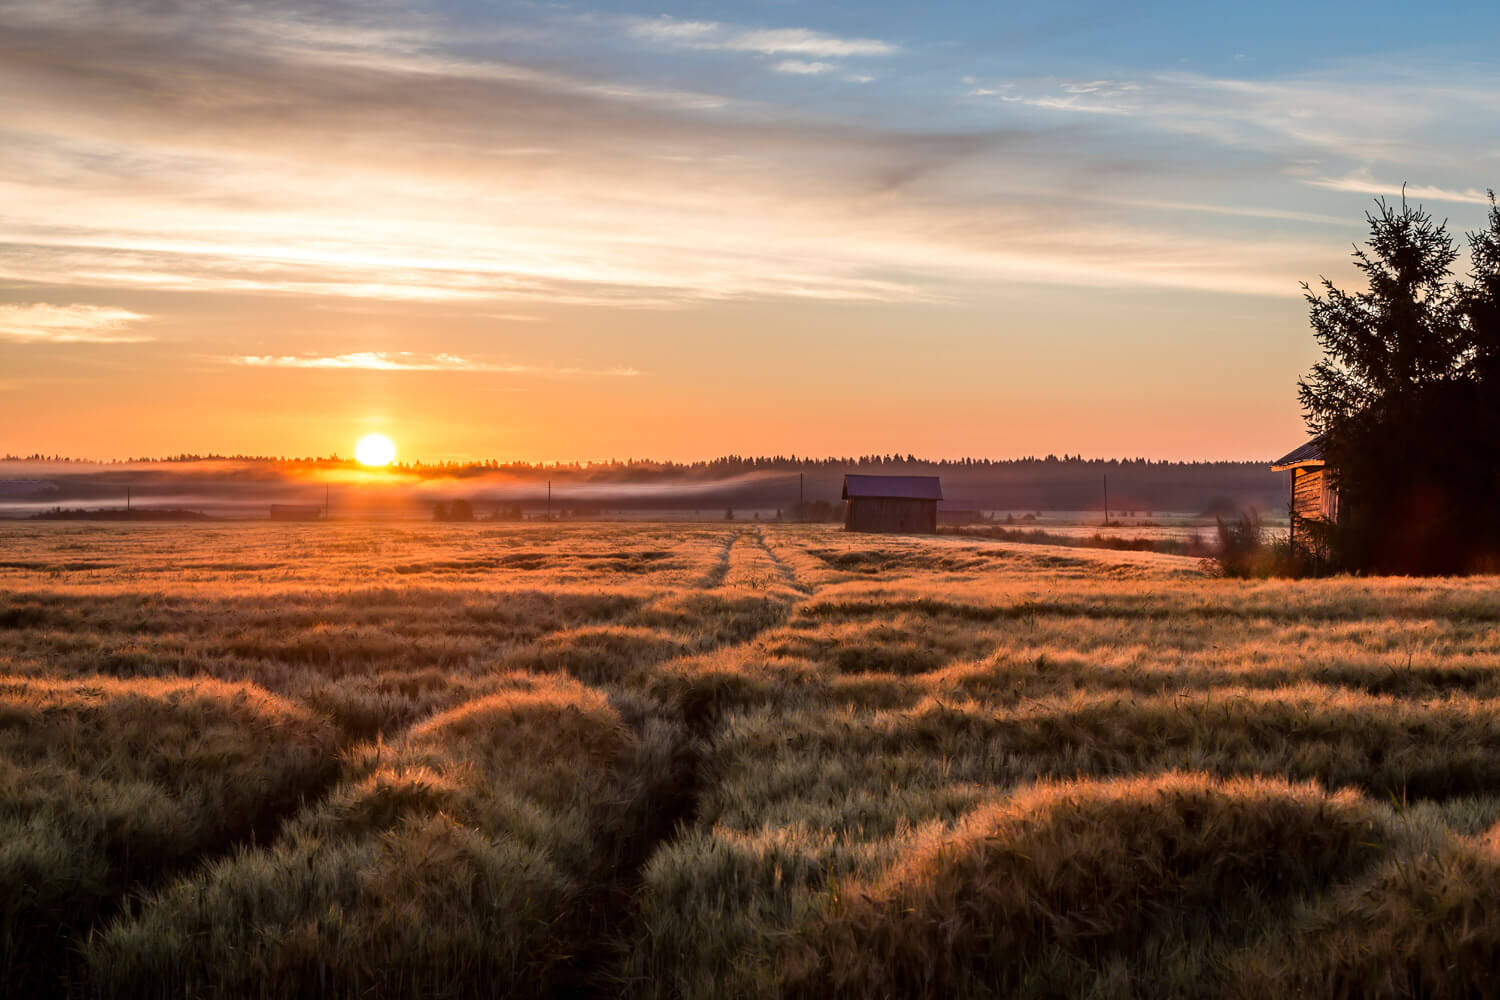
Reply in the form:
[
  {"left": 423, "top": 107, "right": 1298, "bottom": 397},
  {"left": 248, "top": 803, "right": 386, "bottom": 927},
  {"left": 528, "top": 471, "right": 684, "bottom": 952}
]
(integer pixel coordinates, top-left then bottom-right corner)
[
  {"left": 784, "top": 500, "right": 845, "bottom": 523},
  {"left": 431, "top": 499, "right": 475, "bottom": 522},
  {"left": 3, "top": 453, "right": 1280, "bottom": 474}
]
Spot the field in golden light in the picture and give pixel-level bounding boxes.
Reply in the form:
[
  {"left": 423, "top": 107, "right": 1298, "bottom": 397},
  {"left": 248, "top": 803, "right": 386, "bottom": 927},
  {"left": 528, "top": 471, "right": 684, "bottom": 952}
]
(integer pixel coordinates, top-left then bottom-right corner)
[{"left": 3, "top": 520, "right": 1500, "bottom": 997}]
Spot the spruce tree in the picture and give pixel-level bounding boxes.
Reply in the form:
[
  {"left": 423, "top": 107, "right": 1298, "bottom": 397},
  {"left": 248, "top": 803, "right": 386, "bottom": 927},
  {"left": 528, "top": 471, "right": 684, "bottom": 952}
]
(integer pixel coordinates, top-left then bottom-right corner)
[
  {"left": 1460, "top": 192, "right": 1500, "bottom": 384},
  {"left": 1299, "top": 193, "right": 1500, "bottom": 572}
]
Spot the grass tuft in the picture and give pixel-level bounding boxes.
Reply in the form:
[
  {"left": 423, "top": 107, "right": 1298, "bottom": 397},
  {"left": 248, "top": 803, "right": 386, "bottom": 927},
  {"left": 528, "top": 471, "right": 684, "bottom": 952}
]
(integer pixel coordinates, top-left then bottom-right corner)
[
  {"left": 803, "top": 773, "right": 1385, "bottom": 998},
  {"left": 0, "top": 675, "right": 339, "bottom": 993}
]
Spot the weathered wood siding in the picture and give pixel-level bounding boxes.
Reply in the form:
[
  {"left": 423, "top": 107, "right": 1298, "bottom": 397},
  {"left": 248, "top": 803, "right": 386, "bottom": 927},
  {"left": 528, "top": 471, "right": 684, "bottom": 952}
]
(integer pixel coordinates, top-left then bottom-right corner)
[
  {"left": 845, "top": 497, "right": 938, "bottom": 534},
  {"left": 1290, "top": 467, "right": 1338, "bottom": 522}
]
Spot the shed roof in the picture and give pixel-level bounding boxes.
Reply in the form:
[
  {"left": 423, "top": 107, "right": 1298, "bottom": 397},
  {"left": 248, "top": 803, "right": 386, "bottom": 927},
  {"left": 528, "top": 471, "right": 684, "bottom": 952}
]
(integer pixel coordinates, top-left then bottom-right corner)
[
  {"left": 1271, "top": 440, "right": 1325, "bottom": 471},
  {"left": 842, "top": 475, "right": 943, "bottom": 501}
]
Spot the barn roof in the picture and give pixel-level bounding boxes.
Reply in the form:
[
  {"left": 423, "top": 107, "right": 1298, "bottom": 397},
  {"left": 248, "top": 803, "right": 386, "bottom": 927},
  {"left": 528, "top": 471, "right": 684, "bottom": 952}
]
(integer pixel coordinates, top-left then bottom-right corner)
[
  {"left": 842, "top": 475, "right": 943, "bottom": 501},
  {"left": 1271, "top": 440, "right": 1325, "bottom": 471}
]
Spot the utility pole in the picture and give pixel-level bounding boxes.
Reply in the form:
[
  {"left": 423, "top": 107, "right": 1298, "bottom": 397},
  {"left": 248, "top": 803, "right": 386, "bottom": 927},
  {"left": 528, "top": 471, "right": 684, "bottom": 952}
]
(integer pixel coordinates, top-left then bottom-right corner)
[
  {"left": 1103, "top": 474, "right": 1109, "bottom": 525},
  {"left": 547, "top": 480, "right": 552, "bottom": 521},
  {"left": 798, "top": 472, "right": 804, "bottom": 521},
  {"left": 324, "top": 484, "right": 330, "bottom": 520},
  {"left": 126, "top": 487, "right": 131, "bottom": 512}
]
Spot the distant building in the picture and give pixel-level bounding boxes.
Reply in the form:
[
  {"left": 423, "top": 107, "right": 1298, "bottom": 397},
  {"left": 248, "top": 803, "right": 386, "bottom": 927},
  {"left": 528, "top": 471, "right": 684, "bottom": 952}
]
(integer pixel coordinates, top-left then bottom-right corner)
[
  {"left": 269, "top": 504, "right": 324, "bottom": 521},
  {"left": 1271, "top": 440, "right": 1338, "bottom": 545},
  {"left": 842, "top": 475, "right": 942, "bottom": 534},
  {"left": 937, "top": 501, "right": 980, "bottom": 526}
]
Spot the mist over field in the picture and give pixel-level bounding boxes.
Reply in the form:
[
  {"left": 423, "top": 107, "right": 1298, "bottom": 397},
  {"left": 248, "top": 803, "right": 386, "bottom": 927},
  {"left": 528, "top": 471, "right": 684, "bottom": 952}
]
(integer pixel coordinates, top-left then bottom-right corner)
[{"left": 0, "top": 456, "right": 1283, "bottom": 518}]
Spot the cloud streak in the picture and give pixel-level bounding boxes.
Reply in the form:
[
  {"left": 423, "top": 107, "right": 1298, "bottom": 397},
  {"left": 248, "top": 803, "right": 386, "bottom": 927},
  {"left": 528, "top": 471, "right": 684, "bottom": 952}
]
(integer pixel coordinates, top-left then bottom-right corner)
[
  {"left": 0, "top": 303, "right": 151, "bottom": 343},
  {"left": 773, "top": 60, "right": 835, "bottom": 76},
  {"left": 1304, "top": 169, "right": 1494, "bottom": 206},
  {"left": 234, "top": 352, "right": 640, "bottom": 376},
  {"left": 627, "top": 17, "right": 897, "bottom": 57},
  {"left": 966, "top": 68, "right": 1497, "bottom": 168}
]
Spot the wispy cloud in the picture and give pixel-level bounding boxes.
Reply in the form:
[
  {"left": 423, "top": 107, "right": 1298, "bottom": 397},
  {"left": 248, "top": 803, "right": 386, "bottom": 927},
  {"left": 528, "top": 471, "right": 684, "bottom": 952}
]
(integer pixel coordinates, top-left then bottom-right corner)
[
  {"left": 773, "top": 59, "right": 835, "bottom": 76},
  {"left": 966, "top": 79, "right": 1138, "bottom": 114},
  {"left": 1005, "top": 94, "right": 1134, "bottom": 115},
  {"left": 1, "top": 1, "right": 1494, "bottom": 320},
  {"left": 238, "top": 352, "right": 492, "bottom": 371},
  {"left": 1116, "top": 198, "right": 1346, "bottom": 226},
  {"left": 967, "top": 68, "right": 1497, "bottom": 168},
  {"left": 1304, "top": 169, "right": 1494, "bottom": 206},
  {"left": 1061, "top": 81, "right": 1141, "bottom": 96},
  {"left": 0, "top": 303, "right": 151, "bottom": 343},
  {"left": 628, "top": 17, "right": 896, "bottom": 57},
  {"left": 233, "top": 352, "right": 639, "bottom": 376}
]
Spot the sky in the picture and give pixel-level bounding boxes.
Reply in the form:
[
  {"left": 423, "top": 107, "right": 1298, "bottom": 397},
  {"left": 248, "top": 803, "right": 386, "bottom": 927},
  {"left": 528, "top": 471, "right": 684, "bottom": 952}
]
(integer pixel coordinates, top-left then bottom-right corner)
[{"left": 2, "top": 0, "right": 1498, "bottom": 463}]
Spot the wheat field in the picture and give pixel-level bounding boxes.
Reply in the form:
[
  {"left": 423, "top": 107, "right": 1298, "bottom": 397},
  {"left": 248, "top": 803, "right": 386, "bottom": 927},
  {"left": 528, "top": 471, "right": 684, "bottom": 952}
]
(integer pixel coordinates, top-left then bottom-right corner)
[{"left": 2, "top": 520, "right": 1499, "bottom": 997}]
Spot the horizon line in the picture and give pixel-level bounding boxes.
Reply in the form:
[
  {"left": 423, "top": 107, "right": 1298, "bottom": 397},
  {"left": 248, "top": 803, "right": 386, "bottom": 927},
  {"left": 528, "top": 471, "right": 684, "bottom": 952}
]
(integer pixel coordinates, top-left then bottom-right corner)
[{"left": 1, "top": 452, "right": 1288, "bottom": 468}]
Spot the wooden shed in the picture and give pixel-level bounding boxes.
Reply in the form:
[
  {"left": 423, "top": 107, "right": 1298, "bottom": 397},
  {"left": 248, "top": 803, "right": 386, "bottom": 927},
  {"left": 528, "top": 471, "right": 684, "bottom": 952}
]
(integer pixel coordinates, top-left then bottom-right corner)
[
  {"left": 842, "top": 475, "right": 942, "bottom": 534},
  {"left": 269, "top": 504, "right": 324, "bottom": 522},
  {"left": 1272, "top": 441, "right": 1338, "bottom": 545}
]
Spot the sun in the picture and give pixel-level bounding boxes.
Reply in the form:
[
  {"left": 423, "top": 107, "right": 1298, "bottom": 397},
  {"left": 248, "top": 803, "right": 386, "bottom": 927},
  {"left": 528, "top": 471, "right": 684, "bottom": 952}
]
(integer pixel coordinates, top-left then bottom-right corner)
[{"left": 355, "top": 433, "right": 397, "bottom": 467}]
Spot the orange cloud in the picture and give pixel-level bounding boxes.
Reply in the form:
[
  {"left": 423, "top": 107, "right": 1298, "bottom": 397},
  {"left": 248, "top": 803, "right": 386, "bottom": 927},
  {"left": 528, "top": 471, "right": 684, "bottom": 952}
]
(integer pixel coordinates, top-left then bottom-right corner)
[
  {"left": 0, "top": 303, "right": 151, "bottom": 343},
  {"left": 234, "top": 352, "right": 641, "bottom": 376}
]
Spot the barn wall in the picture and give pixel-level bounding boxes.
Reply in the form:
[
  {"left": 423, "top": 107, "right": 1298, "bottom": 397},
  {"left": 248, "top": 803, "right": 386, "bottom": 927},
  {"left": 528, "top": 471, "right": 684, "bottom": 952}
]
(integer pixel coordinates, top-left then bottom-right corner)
[
  {"left": 1291, "top": 467, "right": 1337, "bottom": 522},
  {"left": 845, "top": 497, "right": 938, "bottom": 534}
]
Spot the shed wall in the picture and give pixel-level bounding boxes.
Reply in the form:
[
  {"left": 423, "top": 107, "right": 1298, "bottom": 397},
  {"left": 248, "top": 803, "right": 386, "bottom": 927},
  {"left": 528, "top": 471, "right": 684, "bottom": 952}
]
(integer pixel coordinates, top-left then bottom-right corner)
[
  {"left": 1291, "top": 467, "right": 1337, "bottom": 522},
  {"left": 1288, "top": 466, "right": 1340, "bottom": 551},
  {"left": 845, "top": 497, "right": 938, "bottom": 534}
]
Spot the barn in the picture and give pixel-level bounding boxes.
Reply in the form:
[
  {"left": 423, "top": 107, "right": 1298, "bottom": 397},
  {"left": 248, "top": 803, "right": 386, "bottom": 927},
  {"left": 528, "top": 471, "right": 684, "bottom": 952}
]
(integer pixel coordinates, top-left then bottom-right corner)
[
  {"left": 842, "top": 475, "right": 942, "bottom": 534},
  {"left": 1271, "top": 440, "right": 1338, "bottom": 545},
  {"left": 269, "top": 504, "right": 324, "bottom": 522}
]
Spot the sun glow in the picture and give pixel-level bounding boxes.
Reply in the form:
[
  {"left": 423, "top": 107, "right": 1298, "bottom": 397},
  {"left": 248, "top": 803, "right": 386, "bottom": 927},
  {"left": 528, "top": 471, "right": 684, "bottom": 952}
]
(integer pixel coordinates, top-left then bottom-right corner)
[{"left": 355, "top": 433, "right": 397, "bottom": 467}]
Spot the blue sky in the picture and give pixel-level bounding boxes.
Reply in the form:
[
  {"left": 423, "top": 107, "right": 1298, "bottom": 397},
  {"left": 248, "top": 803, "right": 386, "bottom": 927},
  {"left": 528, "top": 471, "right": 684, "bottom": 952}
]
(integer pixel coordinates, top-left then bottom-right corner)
[{"left": 1, "top": 0, "right": 1497, "bottom": 460}]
